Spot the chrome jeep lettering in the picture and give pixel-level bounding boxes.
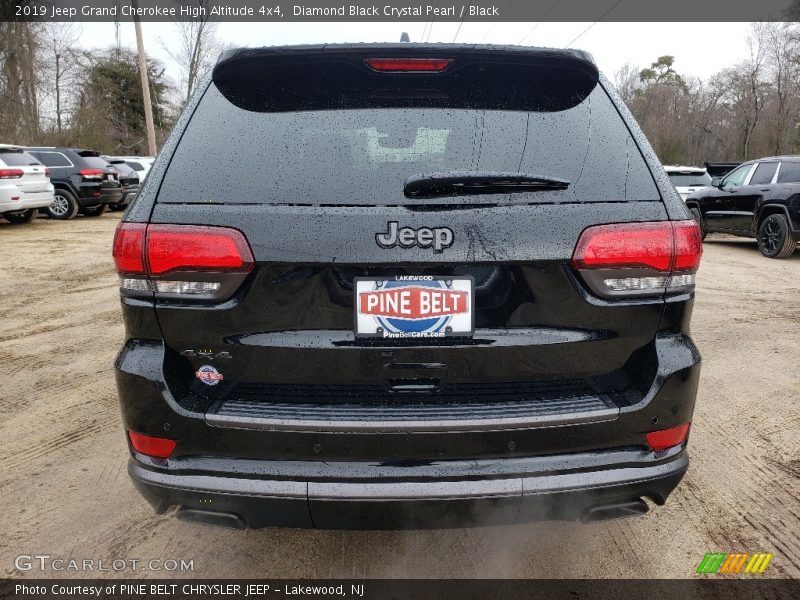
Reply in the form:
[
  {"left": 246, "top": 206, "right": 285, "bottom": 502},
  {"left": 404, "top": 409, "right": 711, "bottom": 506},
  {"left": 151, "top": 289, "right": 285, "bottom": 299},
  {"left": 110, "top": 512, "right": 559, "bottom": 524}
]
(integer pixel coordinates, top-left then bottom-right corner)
[{"left": 376, "top": 221, "right": 454, "bottom": 253}]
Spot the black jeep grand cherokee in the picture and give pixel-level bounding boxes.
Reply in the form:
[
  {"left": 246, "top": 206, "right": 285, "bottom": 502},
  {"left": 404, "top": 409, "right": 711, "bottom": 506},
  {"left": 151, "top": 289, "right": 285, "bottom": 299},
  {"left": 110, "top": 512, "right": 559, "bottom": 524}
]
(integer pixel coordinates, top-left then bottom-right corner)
[
  {"left": 685, "top": 156, "right": 800, "bottom": 258},
  {"left": 113, "top": 45, "right": 702, "bottom": 529}
]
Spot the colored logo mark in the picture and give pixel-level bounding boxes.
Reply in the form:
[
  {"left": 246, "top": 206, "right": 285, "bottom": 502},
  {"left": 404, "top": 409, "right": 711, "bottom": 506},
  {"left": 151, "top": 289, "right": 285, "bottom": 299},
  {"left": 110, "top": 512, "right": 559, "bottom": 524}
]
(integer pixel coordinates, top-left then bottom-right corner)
[
  {"left": 195, "top": 365, "right": 223, "bottom": 386},
  {"left": 696, "top": 552, "right": 774, "bottom": 574}
]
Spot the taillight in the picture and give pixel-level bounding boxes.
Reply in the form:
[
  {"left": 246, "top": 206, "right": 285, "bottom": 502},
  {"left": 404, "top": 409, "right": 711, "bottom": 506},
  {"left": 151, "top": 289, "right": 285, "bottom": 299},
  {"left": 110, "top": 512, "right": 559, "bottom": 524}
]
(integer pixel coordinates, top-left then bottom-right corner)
[
  {"left": 646, "top": 423, "right": 690, "bottom": 451},
  {"left": 112, "top": 223, "right": 254, "bottom": 301},
  {"left": 364, "top": 57, "right": 453, "bottom": 72},
  {"left": 0, "top": 168, "right": 24, "bottom": 179},
  {"left": 128, "top": 431, "right": 176, "bottom": 459},
  {"left": 572, "top": 220, "right": 702, "bottom": 297},
  {"left": 112, "top": 223, "right": 146, "bottom": 274},
  {"left": 79, "top": 168, "right": 104, "bottom": 179},
  {"left": 44, "top": 167, "right": 51, "bottom": 177},
  {"left": 147, "top": 225, "right": 253, "bottom": 275}
]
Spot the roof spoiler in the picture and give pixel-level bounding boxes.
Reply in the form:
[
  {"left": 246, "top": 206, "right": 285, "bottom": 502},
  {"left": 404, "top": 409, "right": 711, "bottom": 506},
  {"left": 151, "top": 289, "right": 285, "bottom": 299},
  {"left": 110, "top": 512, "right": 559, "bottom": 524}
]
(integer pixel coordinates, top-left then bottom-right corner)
[{"left": 212, "top": 44, "right": 600, "bottom": 114}]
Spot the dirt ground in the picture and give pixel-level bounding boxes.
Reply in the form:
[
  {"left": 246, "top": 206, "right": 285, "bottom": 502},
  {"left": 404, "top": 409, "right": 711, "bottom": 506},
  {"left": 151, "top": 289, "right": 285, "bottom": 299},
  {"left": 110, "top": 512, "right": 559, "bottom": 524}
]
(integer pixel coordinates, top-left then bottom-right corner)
[{"left": 1, "top": 212, "right": 798, "bottom": 579}]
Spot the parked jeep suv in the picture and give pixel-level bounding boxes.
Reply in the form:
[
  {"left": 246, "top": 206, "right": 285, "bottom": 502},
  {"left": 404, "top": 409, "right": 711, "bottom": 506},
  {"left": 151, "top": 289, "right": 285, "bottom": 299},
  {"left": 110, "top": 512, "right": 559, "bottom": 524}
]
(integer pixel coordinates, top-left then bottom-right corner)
[
  {"left": 105, "top": 159, "right": 141, "bottom": 211},
  {"left": 113, "top": 44, "right": 702, "bottom": 529},
  {"left": 0, "top": 145, "right": 54, "bottom": 224},
  {"left": 686, "top": 156, "right": 800, "bottom": 258},
  {"left": 664, "top": 165, "right": 712, "bottom": 201},
  {"left": 26, "top": 147, "right": 123, "bottom": 219}
]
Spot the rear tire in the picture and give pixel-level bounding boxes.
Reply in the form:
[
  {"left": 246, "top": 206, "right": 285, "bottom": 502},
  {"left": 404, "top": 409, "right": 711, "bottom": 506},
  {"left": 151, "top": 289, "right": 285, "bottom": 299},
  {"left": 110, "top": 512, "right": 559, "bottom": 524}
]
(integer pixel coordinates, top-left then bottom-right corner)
[
  {"left": 108, "top": 203, "right": 127, "bottom": 212},
  {"left": 48, "top": 190, "right": 79, "bottom": 220},
  {"left": 689, "top": 207, "right": 707, "bottom": 240},
  {"left": 3, "top": 209, "right": 36, "bottom": 224},
  {"left": 80, "top": 204, "right": 106, "bottom": 217},
  {"left": 757, "top": 214, "right": 797, "bottom": 258}
]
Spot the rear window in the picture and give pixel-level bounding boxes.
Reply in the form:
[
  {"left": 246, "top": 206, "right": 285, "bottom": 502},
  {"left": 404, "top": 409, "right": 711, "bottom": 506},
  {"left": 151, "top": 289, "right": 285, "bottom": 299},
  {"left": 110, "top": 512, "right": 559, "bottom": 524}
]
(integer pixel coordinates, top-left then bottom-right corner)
[
  {"left": 81, "top": 156, "right": 110, "bottom": 170},
  {"left": 0, "top": 150, "right": 41, "bottom": 167},
  {"left": 126, "top": 161, "right": 144, "bottom": 171},
  {"left": 110, "top": 161, "right": 135, "bottom": 174},
  {"left": 666, "top": 172, "right": 712, "bottom": 187},
  {"left": 158, "top": 80, "right": 659, "bottom": 206}
]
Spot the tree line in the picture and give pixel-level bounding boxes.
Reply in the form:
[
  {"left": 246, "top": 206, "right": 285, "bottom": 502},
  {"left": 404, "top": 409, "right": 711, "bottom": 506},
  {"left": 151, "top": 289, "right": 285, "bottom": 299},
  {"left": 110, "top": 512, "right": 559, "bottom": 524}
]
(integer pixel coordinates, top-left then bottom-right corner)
[
  {"left": 0, "top": 17, "right": 218, "bottom": 155},
  {"left": 2, "top": 20, "right": 800, "bottom": 164},
  {"left": 616, "top": 23, "right": 800, "bottom": 165}
]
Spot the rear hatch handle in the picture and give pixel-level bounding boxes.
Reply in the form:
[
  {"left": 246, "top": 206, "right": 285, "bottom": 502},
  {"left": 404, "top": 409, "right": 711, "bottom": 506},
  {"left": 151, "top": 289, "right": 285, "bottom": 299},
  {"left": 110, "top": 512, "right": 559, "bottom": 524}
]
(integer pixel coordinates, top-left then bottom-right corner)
[{"left": 382, "top": 363, "right": 448, "bottom": 393}]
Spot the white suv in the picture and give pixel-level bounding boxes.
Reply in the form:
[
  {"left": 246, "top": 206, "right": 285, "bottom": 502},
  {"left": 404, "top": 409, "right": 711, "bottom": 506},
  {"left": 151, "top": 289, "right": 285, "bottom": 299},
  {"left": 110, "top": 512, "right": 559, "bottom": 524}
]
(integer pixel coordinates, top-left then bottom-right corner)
[
  {"left": 0, "top": 145, "right": 55, "bottom": 224},
  {"left": 664, "top": 165, "right": 713, "bottom": 201},
  {"left": 113, "top": 156, "right": 155, "bottom": 181}
]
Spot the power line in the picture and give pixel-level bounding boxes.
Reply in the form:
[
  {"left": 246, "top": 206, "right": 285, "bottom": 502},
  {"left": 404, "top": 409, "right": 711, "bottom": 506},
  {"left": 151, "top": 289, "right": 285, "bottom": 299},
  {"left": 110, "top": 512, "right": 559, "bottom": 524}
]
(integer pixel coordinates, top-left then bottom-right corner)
[
  {"left": 424, "top": 0, "right": 441, "bottom": 42},
  {"left": 479, "top": 0, "right": 516, "bottom": 43},
  {"left": 518, "top": 0, "right": 562, "bottom": 45},
  {"left": 421, "top": 18, "right": 432, "bottom": 42},
  {"left": 452, "top": 1, "right": 473, "bottom": 43},
  {"left": 564, "top": 0, "right": 625, "bottom": 48}
]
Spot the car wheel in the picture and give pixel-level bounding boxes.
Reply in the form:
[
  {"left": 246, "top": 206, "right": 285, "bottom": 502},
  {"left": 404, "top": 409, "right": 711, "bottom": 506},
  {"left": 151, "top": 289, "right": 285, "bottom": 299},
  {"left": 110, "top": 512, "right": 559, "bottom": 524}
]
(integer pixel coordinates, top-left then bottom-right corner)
[
  {"left": 3, "top": 209, "right": 36, "bottom": 224},
  {"left": 48, "top": 190, "right": 79, "bottom": 220},
  {"left": 108, "top": 203, "right": 128, "bottom": 212},
  {"left": 689, "top": 207, "right": 707, "bottom": 241},
  {"left": 757, "top": 214, "right": 797, "bottom": 258},
  {"left": 81, "top": 204, "right": 107, "bottom": 217}
]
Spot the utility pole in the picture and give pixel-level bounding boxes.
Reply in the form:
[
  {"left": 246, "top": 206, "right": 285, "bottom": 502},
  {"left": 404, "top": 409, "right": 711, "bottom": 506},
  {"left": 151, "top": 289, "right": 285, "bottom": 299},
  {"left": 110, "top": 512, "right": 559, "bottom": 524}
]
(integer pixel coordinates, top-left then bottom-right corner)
[
  {"left": 55, "top": 52, "right": 62, "bottom": 134},
  {"left": 132, "top": 0, "right": 157, "bottom": 156}
]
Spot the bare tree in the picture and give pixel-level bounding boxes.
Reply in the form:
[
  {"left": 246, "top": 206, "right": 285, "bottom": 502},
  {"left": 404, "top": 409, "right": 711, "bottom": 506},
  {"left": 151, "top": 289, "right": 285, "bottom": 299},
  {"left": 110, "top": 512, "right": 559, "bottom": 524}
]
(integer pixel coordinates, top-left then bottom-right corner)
[
  {"left": 739, "top": 24, "right": 770, "bottom": 159},
  {"left": 761, "top": 22, "right": 800, "bottom": 154},
  {"left": 160, "top": 0, "right": 218, "bottom": 104},
  {"left": 41, "top": 22, "right": 83, "bottom": 137},
  {"left": 613, "top": 63, "right": 640, "bottom": 106},
  {"left": 0, "top": 22, "right": 44, "bottom": 143}
]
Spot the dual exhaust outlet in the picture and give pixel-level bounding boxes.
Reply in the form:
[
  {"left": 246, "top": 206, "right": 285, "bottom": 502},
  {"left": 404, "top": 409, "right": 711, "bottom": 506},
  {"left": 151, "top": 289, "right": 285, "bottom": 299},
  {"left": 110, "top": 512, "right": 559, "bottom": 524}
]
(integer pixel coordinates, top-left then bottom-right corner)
[{"left": 175, "top": 498, "right": 650, "bottom": 529}]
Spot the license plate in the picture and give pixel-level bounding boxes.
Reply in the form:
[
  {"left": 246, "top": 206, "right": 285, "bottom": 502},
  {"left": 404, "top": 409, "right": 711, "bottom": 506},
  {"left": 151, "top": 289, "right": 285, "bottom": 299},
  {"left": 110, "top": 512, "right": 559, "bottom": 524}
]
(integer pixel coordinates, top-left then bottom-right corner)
[{"left": 354, "top": 276, "right": 474, "bottom": 339}]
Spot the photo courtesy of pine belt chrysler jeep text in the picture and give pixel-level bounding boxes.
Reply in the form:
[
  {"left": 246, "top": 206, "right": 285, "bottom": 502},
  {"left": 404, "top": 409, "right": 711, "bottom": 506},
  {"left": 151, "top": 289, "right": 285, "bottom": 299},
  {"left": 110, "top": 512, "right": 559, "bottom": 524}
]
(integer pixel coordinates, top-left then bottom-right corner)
[{"left": 112, "top": 44, "right": 703, "bottom": 529}]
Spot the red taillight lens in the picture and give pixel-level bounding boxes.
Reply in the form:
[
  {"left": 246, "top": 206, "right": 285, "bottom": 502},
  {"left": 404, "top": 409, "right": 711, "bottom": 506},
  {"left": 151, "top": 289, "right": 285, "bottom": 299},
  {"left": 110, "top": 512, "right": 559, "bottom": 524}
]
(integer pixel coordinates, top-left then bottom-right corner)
[
  {"left": 79, "top": 168, "right": 104, "bottom": 178},
  {"left": 0, "top": 168, "right": 24, "bottom": 179},
  {"left": 672, "top": 220, "right": 703, "bottom": 271},
  {"left": 112, "top": 223, "right": 254, "bottom": 276},
  {"left": 646, "top": 423, "right": 690, "bottom": 451},
  {"left": 146, "top": 225, "right": 254, "bottom": 276},
  {"left": 128, "top": 431, "right": 176, "bottom": 458},
  {"left": 572, "top": 221, "right": 674, "bottom": 271},
  {"left": 364, "top": 58, "right": 453, "bottom": 72},
  {"left": 45, "top": 167, "right": 51, "bottom": 177},
  {"left": 112, "top": 222, "right": 146, "bottom": 274}
]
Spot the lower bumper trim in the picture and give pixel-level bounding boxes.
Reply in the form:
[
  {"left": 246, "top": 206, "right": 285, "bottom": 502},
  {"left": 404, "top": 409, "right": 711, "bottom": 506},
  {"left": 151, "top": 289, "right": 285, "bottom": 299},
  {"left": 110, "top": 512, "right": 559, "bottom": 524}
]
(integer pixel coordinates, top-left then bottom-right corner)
[{"left": 129, "top": 452, "right": 688, "bottom": 529}]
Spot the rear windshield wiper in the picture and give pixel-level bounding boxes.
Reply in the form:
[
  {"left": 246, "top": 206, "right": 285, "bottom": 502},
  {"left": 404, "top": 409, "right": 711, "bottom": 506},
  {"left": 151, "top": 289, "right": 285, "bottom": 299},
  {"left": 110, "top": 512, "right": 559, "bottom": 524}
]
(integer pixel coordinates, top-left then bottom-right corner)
[{"left": 403, "top": 171, "right": 570, "bottom": 198}]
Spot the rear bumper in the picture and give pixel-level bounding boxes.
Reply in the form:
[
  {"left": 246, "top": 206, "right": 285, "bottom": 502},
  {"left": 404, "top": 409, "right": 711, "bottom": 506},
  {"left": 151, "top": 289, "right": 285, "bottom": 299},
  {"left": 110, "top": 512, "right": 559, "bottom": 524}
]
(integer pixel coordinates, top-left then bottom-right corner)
[
  {"left": 129, "top": 449, "right": 688, "bottom": 529},
  {"left": 100, "top": 189, "right": 125, "bottom": 206},
  {"left": 120, "top": 186, "right": 140, "bottom": 204},
  {"left": 0, "top": 190, "right": 54, "bottom": 213},
  {"left": 77, "top": 187, "right": 124, "bottom": 207}
]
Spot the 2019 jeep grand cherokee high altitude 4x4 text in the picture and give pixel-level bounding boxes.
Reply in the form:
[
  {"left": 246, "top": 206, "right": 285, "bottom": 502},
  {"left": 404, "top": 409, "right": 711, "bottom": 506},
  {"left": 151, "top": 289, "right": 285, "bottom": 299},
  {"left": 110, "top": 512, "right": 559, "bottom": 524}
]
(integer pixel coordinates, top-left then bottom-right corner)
[{"left": 112, "top": 45, "right": 702, "bottom": 530}]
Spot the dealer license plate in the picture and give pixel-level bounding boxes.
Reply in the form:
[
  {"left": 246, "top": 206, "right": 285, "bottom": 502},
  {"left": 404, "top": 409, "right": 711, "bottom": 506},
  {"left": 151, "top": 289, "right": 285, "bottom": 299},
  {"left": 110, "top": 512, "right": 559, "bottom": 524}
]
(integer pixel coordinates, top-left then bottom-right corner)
[{"left": 354, "top": 276, "right": 474, "bottom": 339}]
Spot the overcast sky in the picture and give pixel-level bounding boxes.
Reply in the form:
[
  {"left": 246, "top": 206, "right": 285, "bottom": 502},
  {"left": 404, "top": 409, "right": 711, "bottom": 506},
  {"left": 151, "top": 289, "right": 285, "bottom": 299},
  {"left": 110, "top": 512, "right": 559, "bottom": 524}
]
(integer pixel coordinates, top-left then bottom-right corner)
[{"left": 79, "top": 21, "right": 754, "bottom": 87}]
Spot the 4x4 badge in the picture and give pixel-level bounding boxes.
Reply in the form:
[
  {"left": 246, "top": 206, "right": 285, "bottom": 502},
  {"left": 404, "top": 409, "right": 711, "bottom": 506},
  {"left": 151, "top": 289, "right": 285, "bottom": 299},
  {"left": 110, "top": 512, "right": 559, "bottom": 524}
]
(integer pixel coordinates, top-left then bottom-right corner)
[
  {"left": 181, "top": 349, "right": 232, "bottom": 360},
  {"left": 376, "top": 221, "right": 454, "bottom": 253}
]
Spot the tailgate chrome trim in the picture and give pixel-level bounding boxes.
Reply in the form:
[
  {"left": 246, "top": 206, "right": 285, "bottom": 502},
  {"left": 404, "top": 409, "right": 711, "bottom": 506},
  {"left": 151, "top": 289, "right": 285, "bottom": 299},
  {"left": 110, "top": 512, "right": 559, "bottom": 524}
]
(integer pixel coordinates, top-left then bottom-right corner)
[{"left": 206, "top": 397, "right": 618, "bottom": 433}]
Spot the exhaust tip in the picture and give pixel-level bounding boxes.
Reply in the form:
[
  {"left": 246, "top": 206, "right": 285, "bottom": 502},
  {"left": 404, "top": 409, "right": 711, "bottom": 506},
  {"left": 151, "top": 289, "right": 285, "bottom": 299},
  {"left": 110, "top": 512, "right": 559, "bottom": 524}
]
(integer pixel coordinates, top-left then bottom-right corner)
[
  {"left": 176, "top": 508, "right": 246, "bottom": 529},
  {"left": 580, "top": 499, "right": 649, "bottom": 523}
]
